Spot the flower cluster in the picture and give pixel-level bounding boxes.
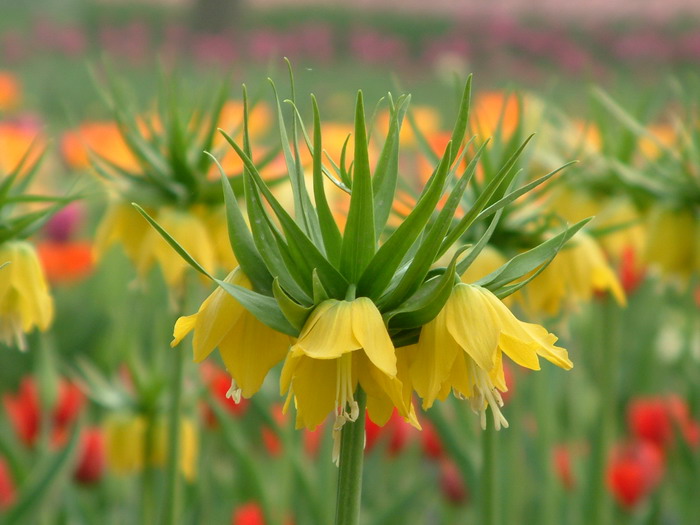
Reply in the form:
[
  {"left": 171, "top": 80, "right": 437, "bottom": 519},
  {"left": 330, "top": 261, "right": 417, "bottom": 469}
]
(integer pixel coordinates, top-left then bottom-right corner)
[{"left": 154, "top": 76, "right": 581, "bottom": 453}]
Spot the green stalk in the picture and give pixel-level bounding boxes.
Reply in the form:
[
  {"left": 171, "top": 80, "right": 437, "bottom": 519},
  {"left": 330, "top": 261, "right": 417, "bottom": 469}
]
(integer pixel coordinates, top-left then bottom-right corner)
[
  {"left": 334, "top": 389, "right": 367, "bottom": 525},
  {"left": 140, "top": 410, "right": 157, "bottom": 524},
  {"left": 535, "top": 367, "right": 558, "bottom": 525},
  {"left": 586, "top": 298, "right": 620, "bottom": 525},
  {"left": 481, "top": 419, "right": 499, "bottom": 525},
  {"left": 162, "top": 344, "right": 186, "bottom": 525}
]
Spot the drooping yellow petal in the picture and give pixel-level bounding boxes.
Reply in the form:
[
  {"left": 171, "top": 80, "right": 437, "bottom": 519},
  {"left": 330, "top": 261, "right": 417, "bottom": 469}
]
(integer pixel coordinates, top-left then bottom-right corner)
[
  {"left": 293, "top": 300, "right": 360, "bottom": 359},
  {"left": 191, "top": 269, "right": 248, "bottom": 361},
  {"left": 218, "top": 309, "right": 290, "bottom": 398},
  {"left": 171, "top": 314, "right": 197, "bottom": 347},
  {"left": 282, "top": 355, "right": 338, "bottom": 430},
  {"left": 445, "top": 284, "right": 496, "bottom": 371},
  {"left": 351, "top": 297, "right": 397, "bottom": 376},
  {"left": 411, "top": 310, "right": 460, "bottom": 407}
]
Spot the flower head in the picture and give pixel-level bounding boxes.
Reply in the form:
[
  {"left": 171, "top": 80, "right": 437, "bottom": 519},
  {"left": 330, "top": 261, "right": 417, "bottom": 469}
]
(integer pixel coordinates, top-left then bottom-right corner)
[
  {"left": 410, "top": 283, "right": 572, "bottom": 429},
  {"left": 173, "top": 268, "right": 290, "bottom": 400},
  {"left": 519, "top": 232, "right": 626, "bottom": 316},
  {"left": 0, "top": 241, "right": 54, "bottom": 349},
  {"left": 281, "top": 298, "right": 417, "bottom": 436}
]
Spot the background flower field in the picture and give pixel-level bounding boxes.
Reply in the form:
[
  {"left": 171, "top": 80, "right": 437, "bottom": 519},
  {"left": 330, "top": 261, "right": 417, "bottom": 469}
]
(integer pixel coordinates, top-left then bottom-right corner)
[{"left": 1, "top": 1, "right": 699, "bottom": 524}]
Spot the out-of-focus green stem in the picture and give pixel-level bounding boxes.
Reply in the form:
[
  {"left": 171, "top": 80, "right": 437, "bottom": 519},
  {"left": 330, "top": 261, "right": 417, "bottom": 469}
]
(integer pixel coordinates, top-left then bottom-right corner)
[
  {"left": 334, "top": 389, "right": 367, "bottom": 525},
  {"left": 162, "top": 344, "right": 185, "bottom": 525},
  {"left": 481, "top": 418, "right": 498, "bottom": 525},
  {"left": 587, "top": 298, "right": 620, "bottom": 525},
  {"left": 140, "top": 410, "right": 157, "bottom": 524},
  {"left": 535, "top": 367, "right": 558, "bottom": 525}
]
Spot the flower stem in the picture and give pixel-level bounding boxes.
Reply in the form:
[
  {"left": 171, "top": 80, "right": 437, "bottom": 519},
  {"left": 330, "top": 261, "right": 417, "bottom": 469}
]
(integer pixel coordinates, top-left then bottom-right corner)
[
  {"left": 481, "top": 416, "right": 499, "bottom": 525},
  {"left": 334, "top": 389, "right": 367, "bottom": 525},
  {"left": 162, "top": 343, "right": 185, "bottom": 525},
  {"left": 587, "top": 298, "right": 620, "bottom": 525}
]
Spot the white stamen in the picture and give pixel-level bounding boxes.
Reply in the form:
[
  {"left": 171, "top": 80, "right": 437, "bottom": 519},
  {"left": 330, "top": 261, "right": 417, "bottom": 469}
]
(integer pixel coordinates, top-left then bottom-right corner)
[{"left": 225, "top": 379, "right": 242, "bottom": 404}]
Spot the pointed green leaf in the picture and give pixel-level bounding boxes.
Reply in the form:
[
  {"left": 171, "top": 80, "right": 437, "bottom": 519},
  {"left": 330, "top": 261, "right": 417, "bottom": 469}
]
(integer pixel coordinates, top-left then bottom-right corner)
[
  {"left": 340, "top": 91, "right": 376, "bottom": 282},
  {"left": 272, "top": 277, "right": 313, "bottom": 331}
]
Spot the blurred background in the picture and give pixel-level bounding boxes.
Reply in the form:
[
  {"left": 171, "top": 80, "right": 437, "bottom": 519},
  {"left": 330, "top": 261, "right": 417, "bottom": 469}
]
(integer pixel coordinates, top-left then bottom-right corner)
[{"left": 1, "top": 1, "right": 699, "bottom": 524}]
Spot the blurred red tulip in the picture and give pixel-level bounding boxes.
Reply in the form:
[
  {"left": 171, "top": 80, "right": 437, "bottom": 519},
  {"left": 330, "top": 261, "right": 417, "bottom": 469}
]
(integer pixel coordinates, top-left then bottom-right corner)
[
  {"left": 553, "top": 445, "right": 575, "bottom": 490},
  {"left": 261, "top": 405, "right": 287, "bottom": 457},
  {"left": 74, "top": 427, "right": 105, "bottom": 485},
  {"left": 303, "top": 426, "right": 324, "bottom": 458},
  {"left": 3, "top": 376, "right": 85, "bottom": 447},
  {"left": 619, "top": 245, "right": 645, "bottom": 294},
  {"left": 606, "top": 441, "right": 664, "bottom": 509},
  {"left": 628, "top": 395, "right": 699, "bottom": 450},
  {"left": 3, "top": 377, "right": 40, "bottom": 446},
  {"left": 37, "top": 241, "right": 94, "bottom": 284},
  {"left": 439, "top": 459, "right": 469, "bottom": 505},
  {"left": 365, "top": 409, "right": 413, "bottom": 456},
  {"left": 421, "top": 420, "right": 444, "bottom": 460},
  {"left": 232, "top": 502, "right": 266, "bottom": 525},
  {"left": 0, "top": 458, "right": 15, "bottom": 509}
]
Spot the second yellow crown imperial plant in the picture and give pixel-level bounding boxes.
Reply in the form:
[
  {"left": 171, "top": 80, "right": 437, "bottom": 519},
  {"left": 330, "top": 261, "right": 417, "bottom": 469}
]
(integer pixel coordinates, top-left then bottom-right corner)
[
  {"left": 0, "top": 144, "right": 68, "bottom": 349},
  {"left": 89, "top": 76, "right": 255, "bottom": 290},
  {"left": 148, "top": 73, "right": 588, "bottom": 449}
]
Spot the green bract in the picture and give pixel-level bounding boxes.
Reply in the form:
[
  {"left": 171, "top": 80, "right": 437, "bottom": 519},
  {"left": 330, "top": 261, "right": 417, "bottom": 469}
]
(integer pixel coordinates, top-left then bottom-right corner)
[
  {"left": 137, "top": 73, "right": 585, "bottom": 344},
  {"left": 0, "top": 142, "right": 73, "bottom": 244}
]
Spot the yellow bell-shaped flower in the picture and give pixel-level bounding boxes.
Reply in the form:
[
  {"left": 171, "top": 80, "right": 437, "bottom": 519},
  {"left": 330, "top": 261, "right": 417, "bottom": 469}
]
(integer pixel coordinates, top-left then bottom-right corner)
[
  {"left": 409, "top": 283, "right": 572, "bottom": 429},
  {"left": 94, "top": 203, "right": 152, "bottom": 264},
  {"left": 519, "top": 232, "right": 626, "bottom": 316},
  {"left": 280, "top": 297, "right": 418, "bottom": 433},
  {"left": 137, "top": 207, "right": 215, "bottom": 288},
  {"left": 644, "top": 205, "right": 697, "bottom": 280},
  {"left": 104, "top": 414, "right": 146, "bottom": 475},
  {"left": 172, "top": 268, "right": 290, "bottom": 400},
  {"left": 0, "top": 241, "right": 54, "bottom": 349}
]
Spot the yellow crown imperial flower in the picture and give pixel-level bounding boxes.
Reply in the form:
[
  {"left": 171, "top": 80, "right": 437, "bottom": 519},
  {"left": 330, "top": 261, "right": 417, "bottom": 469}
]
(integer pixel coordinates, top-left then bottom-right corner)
[
  {"left": 410, "top": 283, "right": 572, "bottom": 429},
  {"left": 280, "top": 297, "right": 418, "bottom": 462},
  {"left": 172, "top": 267, "right": 290, "bottom": 400},
  {"left": 0, "top": 241, "right": 54, "bottom": 350},
  {"left": 519, "top": 232, "right": 626, "bottom": 316}
]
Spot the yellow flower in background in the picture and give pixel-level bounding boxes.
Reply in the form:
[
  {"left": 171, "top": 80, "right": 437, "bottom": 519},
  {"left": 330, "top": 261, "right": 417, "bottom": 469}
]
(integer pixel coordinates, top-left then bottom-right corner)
[
  {"left": 548, "top": 187, "right": 645, "bottom": 263},
  {"left": 137, "top": 207, "right": 215, "bottom": 288},
  {"left": 150, "top": 417, "right": 198, "bottom": 482},
  {"left": 94, "top": 203, "right": 152, "bottom": 264},
  {"left": 519, "top": 232, "right": 626, "bottom": 316},
  {"left": 105, "top": 414, "right": 198, "bottom": 480},
  {"left": 280, "top": 298, "right": 418, "bottom": 433},
  {"left": 644, "top": 206, "right": 697, "bottom": 280},
  {"left": 172, "top": 268, "right": 290, "bottom": 400},
  {"left": 196, "top": 206, "right": 238, "bottom": 269},
  {"left": 0, "top": 241, "right": 54, "bottom": 350},
  {"left": 409, "top": 283, "right": 572, "bottom": 429},
  {"left": 105, "top": 414, "right": 146, "bottom": 474}
]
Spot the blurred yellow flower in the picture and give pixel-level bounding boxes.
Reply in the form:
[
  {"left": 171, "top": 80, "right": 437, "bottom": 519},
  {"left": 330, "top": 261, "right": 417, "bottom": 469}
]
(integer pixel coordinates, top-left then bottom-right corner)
[
  {"left": 409, "top": 283, "right": 572, "bottom": 429},
  {"left": 644, "top": 206, "right": 697, "bottom": 280},
  {"left": 105, "top": 414, "right": 146, "bottom": 474},
  {"left": 172, "top": 268, "right": 290, "bottom": 400},
  {"left": 0, "top": 241, "right": 54, "bottom": 350},
  {"left": 460, "top": 245, "right": 508, "bottom": 282},
  {"left": 151, "top": 417, "right": 198, "bottom": 482},
  {"left": 519, "top": 232, "right": 626, "bottom": 316},
  {"left": 280, "top": 298, "right": 417, "bottom": 433},
  {"left": 94, "top": 203, "right": 152, "bottom": 264},
  {"left": 95, "top": 204, "right": 218, "bottom": 288},
  {"left": 105, "top": 414, "right": 198, "bottom": 480}
]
